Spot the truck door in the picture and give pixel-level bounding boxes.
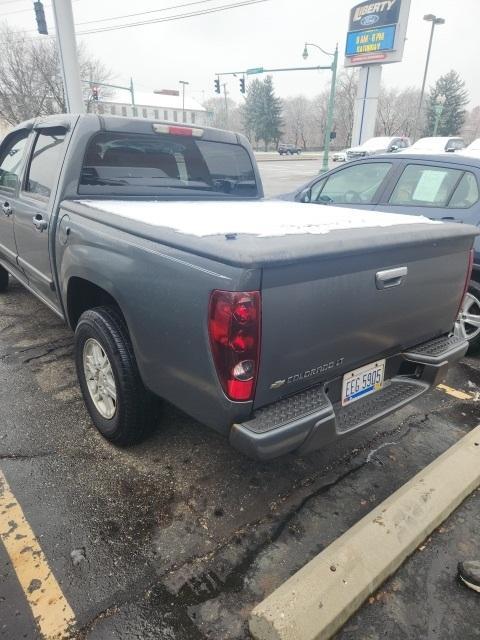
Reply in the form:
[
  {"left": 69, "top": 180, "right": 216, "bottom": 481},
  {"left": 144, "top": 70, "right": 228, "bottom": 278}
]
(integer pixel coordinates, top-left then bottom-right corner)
[
  {"left": 13, "top": 126, "right": 67, "bottom": 307},
  {"left": 0, "top": 129, "right": 30, "bottom": 275}
]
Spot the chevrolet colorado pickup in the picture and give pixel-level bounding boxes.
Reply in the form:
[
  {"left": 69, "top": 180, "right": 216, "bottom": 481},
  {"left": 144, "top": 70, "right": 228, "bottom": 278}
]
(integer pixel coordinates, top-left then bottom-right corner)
[{"left": 0, "top": 114, "right": 476, "bottom": 460}]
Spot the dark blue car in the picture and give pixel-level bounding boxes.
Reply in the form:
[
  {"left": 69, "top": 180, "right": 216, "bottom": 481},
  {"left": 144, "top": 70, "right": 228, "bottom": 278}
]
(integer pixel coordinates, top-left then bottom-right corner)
[{"left": 280, "top": 153, "right": 480, "bottom": 351}]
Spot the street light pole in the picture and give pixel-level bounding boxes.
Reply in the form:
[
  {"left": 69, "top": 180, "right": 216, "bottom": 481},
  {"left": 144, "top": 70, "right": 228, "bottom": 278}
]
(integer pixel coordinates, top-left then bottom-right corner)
[
  {"left": 303, "top": 42, "right": 338, "bottom": 173},
  {"left": 179, "top": 80, "right": 189, "bottom": 122},
  {"left": 51, "top": 0, "right": 84, "bottom": 113},
  {"left": 414, "top": 14, "right": 445, "bottom": 140},
  {"left": 433, "top": 95, "right": 446, "bottom": 136}
]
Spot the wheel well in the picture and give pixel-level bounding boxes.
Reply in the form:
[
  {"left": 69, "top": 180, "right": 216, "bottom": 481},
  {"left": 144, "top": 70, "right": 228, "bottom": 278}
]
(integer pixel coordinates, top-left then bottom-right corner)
[{"left": 67, "top": 277, "right": 123, "bottom": 329}]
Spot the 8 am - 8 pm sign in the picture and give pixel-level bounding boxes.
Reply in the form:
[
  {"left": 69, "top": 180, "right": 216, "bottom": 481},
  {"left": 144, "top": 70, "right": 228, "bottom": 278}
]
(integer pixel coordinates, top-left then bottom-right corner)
[{"left": 344, "top": 0, "right": 411, "bottom": 67}]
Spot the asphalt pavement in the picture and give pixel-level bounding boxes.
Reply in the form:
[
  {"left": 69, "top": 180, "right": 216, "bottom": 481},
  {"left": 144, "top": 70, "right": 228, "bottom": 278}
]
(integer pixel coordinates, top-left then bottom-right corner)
[
  {"left": 0, "top": 162, "right": 479, "bottom": 639},
  {"left": 258, "top": 157, "right": 331, "bottom": 198}
]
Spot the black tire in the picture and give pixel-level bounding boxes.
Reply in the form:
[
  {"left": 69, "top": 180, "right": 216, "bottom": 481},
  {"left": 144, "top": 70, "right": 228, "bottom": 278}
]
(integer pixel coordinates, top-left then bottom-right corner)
[
  {"left": 464, "top": 281, "right": 480, "bottom": 354},
  {"left": 0, "top": 266, "right": 9, "bottom": 293},
  {"left": 74, "top": 306, "right": 156, "bottom": 445}
]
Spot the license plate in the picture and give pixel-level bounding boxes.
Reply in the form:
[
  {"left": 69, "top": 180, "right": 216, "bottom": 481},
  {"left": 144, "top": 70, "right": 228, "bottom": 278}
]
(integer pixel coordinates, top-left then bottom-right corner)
[{"left": 341, "top": 359, "right": 385, "bottom": 407}]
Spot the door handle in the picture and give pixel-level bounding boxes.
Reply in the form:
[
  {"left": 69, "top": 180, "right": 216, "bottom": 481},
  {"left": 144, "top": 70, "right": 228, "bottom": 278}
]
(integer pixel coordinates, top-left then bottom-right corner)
[
  {"left": 2, "top": 201, "right": 12, "bottom": 217},
  {"left": 376, "top": 266, "right": 408, "bottom": 290},
  {"left": 33, "top": 214, "right": 48, "bottom": 232}
]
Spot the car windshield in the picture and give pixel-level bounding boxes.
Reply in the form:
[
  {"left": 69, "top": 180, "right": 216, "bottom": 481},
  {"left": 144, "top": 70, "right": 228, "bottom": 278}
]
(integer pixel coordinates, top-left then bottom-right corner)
[{"left": 79, "top": 131, "right": 258, "bottom": 198}]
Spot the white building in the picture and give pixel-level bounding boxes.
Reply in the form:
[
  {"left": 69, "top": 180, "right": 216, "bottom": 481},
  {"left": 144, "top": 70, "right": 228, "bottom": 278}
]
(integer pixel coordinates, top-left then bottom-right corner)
[{"left": 89, "top": 90, "right": 208, "bottom": 126}]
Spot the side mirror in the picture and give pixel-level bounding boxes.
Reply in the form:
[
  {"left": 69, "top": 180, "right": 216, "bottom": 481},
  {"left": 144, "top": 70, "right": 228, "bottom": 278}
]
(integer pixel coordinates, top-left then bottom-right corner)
[
  {"left": 299, "top": 188, "right": 311, "bottom": 203},
  {"left": 389, "top": 145, "right": 399, "bottom": 152},
  {"left": 446, "top": 147, "right": 455, "bottom": 152}
]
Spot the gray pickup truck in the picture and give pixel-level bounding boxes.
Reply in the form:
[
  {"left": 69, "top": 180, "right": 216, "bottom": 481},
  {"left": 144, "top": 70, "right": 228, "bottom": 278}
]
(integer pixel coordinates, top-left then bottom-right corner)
[{"left": 0, "top": 114, "right": 476, "bottom": 460}]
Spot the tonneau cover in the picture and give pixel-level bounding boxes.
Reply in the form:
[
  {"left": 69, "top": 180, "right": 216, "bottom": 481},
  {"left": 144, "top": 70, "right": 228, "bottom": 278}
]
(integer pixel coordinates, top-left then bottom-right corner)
[{"left": 66, "top": 200, "right": 479, "bottom": 268}]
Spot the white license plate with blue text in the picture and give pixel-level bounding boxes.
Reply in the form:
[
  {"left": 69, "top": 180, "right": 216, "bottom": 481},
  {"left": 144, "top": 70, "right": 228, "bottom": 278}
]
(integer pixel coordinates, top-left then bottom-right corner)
[{"left": 341, "top": 359, "right": 385, "bottom": 407}]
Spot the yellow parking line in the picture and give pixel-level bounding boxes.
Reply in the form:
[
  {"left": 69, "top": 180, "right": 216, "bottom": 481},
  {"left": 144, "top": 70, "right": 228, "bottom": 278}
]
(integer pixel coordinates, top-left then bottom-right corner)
[
  {"left": 0, "top": 470, "right": 75, "bottom": 639},
  {"left": 437, "top": 384, "right": 473, "bottom": 401}
]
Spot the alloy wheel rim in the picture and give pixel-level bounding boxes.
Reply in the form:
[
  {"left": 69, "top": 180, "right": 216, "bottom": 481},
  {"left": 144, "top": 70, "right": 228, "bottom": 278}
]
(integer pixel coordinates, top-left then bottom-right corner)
[
  {"left": 83, "top": 338, "right": 117, "bottom": 419},
  {"left": 454, "top": 292, "right": 480, "bottom": 341}
]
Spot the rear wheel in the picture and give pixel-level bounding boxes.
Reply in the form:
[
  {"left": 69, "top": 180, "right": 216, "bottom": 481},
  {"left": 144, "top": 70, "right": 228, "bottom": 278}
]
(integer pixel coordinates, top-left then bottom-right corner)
[
  {"left": 0, "top": 266, "right": 8, "bottom": 293},
  {"left": 75, "top": 306, "right": 156, "bottom": 445},
  {"left": 455, "top": 281, "right": 480, "bottom": 353}
]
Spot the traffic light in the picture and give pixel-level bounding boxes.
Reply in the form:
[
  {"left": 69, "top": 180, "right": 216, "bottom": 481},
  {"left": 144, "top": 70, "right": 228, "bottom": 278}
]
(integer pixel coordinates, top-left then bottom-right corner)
[
  {"left": 329, "top": 130, "right": 337, "bottom": 140},
  {"left": 214, "top": 78, "right": 220, "bottom": 94},
  {"left": 33, "top": 1, "right": 48, "bottom": 35},
  {"left": 239, "top": 77, "right": 246, "bottom": 94},
  {"left": 92, "top": 86, "right": 99, "bottom": 101}
]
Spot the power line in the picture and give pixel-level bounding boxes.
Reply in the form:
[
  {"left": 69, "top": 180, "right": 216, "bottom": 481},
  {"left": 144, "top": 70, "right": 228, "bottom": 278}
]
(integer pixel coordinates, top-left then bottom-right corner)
[
  {"left": 75, "top": 0, "right": 220, "bottom": 26},
  {"left": 1, "top": 0, "right": 271, "bottom": 43},
  {"left": 76, "top": 0, "right": 271, "bottom": 35}
]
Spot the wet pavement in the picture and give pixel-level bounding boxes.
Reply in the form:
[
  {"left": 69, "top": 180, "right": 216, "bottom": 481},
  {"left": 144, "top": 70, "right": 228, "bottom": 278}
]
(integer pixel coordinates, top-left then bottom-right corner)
[{"left": 0, "top": 279, "right": 479, "bottom": 639}]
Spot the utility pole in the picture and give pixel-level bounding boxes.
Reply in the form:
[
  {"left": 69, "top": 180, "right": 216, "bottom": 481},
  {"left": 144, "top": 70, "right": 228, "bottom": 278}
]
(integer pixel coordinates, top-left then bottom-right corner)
[
  {"left": 222, "top": 83, "right": 229, "bottom": 128},
  {"left": 130, "top": 78, "right": 135, "bottom": 106},
  {"left": 179, "top": 80, "right": 189, "bottom": 121},
  {"left": 51, "top": 0, "right": 84, "bottom": 113}
]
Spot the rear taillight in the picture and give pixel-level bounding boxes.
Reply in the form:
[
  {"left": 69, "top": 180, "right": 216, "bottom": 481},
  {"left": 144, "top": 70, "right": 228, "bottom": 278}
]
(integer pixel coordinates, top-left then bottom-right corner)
[
  {"left": 457, "top": 248, "right": 474, "bottom": 316},
  {"left": 208, "top": 290, "right": 261, "bottom": 402}
]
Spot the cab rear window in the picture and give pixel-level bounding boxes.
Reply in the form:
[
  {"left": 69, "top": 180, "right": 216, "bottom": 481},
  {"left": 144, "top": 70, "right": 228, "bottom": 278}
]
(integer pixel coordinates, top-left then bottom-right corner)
[{"left": 79, "top": 132, "right": 258, "bottom": 198}]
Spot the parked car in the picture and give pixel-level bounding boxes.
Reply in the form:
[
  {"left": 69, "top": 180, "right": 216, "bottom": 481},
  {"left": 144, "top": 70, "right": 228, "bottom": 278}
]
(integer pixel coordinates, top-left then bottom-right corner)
[
  {"left": 346, "top": 136, "right": 410, "bottom": 160},
  {"left": 402, "top": 137, "right": 466, "bottom": 154},
  {"left": 0, "top": 115, "right": 475, "bottom": 460},
  {"left": 332, "top": 149, "right": 348, "bottom": 162},
  {"left": 458, "top": 138, "right": 480, "bottom": 159},
  {"left": 280, "top": 153, "right": 480, "bottom": 351},
  {"left": 278, "top": 143, "right": 301, "bottom": 155}
]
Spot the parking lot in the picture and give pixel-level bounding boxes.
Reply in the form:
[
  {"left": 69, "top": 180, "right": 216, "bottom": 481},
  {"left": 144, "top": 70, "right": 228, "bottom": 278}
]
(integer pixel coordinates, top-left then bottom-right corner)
[
  {"left": 0, "top": 161, "right": 479, "bottom": 640},
  {"left": 257, "top": 155, "right": 328, "bottom": 198}
]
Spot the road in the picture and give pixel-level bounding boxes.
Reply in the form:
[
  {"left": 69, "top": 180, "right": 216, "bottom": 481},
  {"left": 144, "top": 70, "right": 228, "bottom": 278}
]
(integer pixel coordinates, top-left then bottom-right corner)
[{"left": 0, "top": 161, "right": 479, "bottom": 639}]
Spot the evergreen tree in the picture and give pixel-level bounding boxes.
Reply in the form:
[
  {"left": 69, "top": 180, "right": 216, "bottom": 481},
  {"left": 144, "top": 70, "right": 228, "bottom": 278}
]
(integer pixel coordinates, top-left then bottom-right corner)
[
  {"left": 242, "top": 76, "right": 283, "bottom": 149},
  {"left": 424, "top": 70, "right": 469, "bottom": 136}
]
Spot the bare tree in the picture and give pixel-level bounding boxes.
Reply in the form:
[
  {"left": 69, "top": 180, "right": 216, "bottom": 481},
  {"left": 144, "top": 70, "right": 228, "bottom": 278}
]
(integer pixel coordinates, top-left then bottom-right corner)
[
  {"left": 461, "top": 105, "right": 480, "bottom": 143},
  {"left": 202, "top": 96, "right": 244, "bottom": 133},
  {"left": 376, "top": 85, "right": 421, "bottom": 138},
  {"left": 333, "top": 69, "right": 358, "bottom": 148},
  {"left": 282, "top": 95, "right": 313, "bottom": 149},
  {"left": 0, "top": 23, "right": 112, "bottom": 125}
]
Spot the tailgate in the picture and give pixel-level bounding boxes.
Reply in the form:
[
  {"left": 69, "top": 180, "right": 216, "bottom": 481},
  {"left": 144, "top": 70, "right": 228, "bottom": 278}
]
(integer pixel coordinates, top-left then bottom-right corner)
[{"left": 254, "top": 236, "right": 472, "bottom": 408}]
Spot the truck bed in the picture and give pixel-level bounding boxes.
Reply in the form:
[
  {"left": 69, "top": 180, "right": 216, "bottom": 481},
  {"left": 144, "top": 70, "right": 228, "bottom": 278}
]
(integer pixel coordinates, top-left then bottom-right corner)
[{"left": 67, "top": 199, "right": 475, "bottom": 267}]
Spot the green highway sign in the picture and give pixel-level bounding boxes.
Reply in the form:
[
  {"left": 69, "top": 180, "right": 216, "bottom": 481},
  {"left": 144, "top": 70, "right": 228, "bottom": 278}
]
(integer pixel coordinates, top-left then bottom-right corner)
[{"left": 246, "top": 67, "right": 264, "bottom": 75}]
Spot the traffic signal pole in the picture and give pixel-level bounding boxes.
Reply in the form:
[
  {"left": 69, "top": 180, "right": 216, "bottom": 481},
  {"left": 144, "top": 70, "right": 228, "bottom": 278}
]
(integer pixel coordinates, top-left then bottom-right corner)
[
  {"left": 322, "top": 45, "right": 338, "bottom": 173},
  {"left": 51, "top": 0, "right": 84, "bottom": 113},
  {"left": 216, "top": 62, "right": 337, "bottom": 171}
]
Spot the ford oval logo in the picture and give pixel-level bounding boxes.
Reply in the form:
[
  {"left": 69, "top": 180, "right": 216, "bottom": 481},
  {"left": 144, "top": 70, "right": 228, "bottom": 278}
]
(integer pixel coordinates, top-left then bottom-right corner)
[{"left": 361, "top": 14, "right": 379, "bottom": 26}]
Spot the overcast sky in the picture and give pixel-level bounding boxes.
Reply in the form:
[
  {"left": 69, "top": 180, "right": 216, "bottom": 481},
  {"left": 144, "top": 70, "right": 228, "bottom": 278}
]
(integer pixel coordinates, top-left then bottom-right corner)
[{"left": 4, "top": 0, "right": 480, "bottom": 107}]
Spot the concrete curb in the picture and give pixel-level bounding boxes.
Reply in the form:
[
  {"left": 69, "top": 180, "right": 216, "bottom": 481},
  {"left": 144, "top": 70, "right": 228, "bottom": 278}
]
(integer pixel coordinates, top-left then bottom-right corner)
[
  {"left": 250, "top": 425, "right": 480, "bottom": 640},
  {"left": 254, "top": 156, "right": 320, "bottom": 163}
]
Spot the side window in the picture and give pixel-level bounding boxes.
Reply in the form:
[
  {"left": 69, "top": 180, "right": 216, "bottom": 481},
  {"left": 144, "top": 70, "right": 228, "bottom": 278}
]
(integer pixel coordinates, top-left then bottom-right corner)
[
  {"left": 389, "top": 164, "right": 463, "bottom": 207},
  {"left": 449, "top": 172, "right": 479, "bottom": 209},
  {"left": 313, "top": 162, "right": 392, "bottom": 204},
  {"left": 0, "top": 131, "right": 29, "bottom": 192},
  {"left": 24, "top": 128, "right": 66, "bottom": 200}
]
